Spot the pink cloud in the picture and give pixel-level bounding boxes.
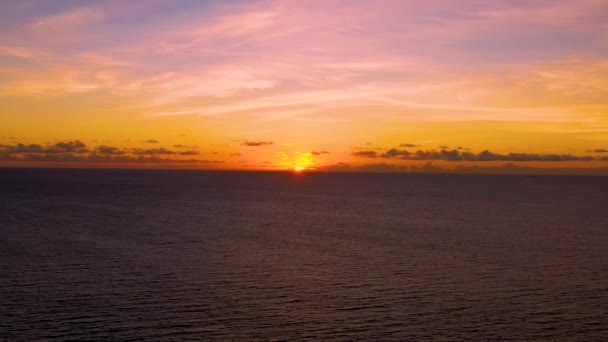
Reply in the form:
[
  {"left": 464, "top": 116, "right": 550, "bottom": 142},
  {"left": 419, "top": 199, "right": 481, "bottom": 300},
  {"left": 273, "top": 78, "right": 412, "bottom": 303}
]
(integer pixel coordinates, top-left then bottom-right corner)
[{"left": 30, "top": 7, "right": 102, "bottom": 32}]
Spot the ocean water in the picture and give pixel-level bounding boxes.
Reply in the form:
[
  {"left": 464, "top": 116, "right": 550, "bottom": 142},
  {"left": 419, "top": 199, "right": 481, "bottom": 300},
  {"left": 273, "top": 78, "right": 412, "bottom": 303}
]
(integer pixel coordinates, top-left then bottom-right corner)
[{"left": 1, "top": 168, "right": 607, "bottom": 341}]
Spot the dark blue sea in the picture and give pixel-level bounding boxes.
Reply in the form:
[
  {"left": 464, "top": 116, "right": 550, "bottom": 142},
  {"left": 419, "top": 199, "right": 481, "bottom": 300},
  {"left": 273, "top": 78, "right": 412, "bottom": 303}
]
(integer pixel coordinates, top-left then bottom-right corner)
[{"left": 1, "top": 168, "right": 607, "bottom": 341}]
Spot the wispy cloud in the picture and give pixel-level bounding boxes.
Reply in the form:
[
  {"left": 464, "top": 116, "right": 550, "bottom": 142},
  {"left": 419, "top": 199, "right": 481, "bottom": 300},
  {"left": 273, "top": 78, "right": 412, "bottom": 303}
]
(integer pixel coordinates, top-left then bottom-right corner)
[{"left": 30, "top": 7, "right": 102, "bottom": 33}]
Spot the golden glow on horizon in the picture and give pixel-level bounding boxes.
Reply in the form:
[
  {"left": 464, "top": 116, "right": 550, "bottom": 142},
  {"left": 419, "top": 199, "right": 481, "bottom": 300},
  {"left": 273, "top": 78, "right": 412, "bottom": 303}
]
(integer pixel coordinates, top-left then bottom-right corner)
[{"left": 294, "top": 165, "right": 303, "bottom": 172}]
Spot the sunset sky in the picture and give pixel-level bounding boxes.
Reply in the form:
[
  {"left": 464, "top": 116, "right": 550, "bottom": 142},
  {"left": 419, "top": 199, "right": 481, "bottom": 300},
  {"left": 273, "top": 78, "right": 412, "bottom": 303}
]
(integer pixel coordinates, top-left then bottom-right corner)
[{"left": 1, "top": 0, "right": 608, "bottom": 173}]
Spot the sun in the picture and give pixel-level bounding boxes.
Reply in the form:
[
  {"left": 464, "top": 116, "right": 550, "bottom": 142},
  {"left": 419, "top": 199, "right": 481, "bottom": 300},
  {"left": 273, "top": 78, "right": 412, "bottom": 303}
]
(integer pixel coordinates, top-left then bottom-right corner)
[{"left": 294, "top": 165, "right": 304, "bottom": 172}]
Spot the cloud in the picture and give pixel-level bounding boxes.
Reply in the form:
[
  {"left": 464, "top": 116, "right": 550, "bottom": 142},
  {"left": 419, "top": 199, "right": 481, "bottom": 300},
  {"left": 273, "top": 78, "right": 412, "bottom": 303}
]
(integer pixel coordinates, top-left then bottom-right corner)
[
  {"left": 177, "top": 150, "right": 200, "bottom": 156},
  {"left": 352, "top": 150, "right": 378, "bottom": 158},
  {"left": 591, "top": 149, "right": 608, "bottom": 153},
  {"left": 3, "top": 0, "right": 606, "bottom": 135},
  {"left": 242, "top": 140, "right": 273, "bottom": 146},
  {"left": 164, "top": 71, "right": 275, "bottom": 104},
  {"left": 0, "top": 140, "right": 88, "bottom": 154},
  {"left": 131, "top": 148, "right": 175, "bottom": 155},
  {"left": 0, "top": 153, "right": 220, "bottom": 164},
  {"left": 380, "top": 148, "right": 412, "bottom": 158},
  {"left": 143, "top": 139, "right": 159, "bottom": 144},
  {"left": 311, "top": 150, "right": 330, "bottom": 155},
  {"left": 0, "top": 45, "right": 37, "bottom": 59},
  {"left": 53, "top": 140, "right": 87, "bottom": 153},
  {"left": 400, "top": 143, "right": 418, "bottom": 147},
  {"left": 0, "top": 140, "right": 213, "bottom": 166},
  {"left": 30, "top": 7, "right": 102, "bottom": 33},
  {"left": 353, "top": 147, "right": 602, "bottom": 162},
  {"left": 95, "top": 145, "right": 125, "bottom": 155},
  {"left": 0, "top": 143, "right": 45, "bottom": 154},
  {"left": 316, "top": 161, "right": 608, "bottom": 175}
]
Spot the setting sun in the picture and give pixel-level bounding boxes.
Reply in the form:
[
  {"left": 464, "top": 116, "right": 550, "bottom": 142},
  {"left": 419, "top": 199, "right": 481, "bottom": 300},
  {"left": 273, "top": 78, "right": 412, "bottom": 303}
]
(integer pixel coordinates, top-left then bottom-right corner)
[{"left": 294, "top": 166, "right": 304, "bottom": 172}]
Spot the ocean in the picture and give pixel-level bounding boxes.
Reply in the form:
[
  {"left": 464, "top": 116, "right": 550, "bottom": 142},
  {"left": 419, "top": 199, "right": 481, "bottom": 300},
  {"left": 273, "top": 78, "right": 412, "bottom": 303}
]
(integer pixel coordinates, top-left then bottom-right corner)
[{"left": 1, "top": 168, "right": 607, "bottom": 341}]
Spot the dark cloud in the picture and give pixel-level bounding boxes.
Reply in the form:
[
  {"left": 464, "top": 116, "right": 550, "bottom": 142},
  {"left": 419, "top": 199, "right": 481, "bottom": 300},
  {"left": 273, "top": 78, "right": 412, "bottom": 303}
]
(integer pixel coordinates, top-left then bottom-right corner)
[
  {"left": 469, "top": 150, "right": 592, "bottom": 162},
  {"left": 380, "top": 148, "right": 411, "bottom": 158},
  {"left": 592, "top": 149, "right": 608, "bottom": 153},
  {"left": 353, "top": 147, "right": 599, "bottom": 162},
  {"left": 242, "top": 141, "right": 273, "bottom": 146},
  {"left": 0, "top": 141, "right": 88, "bottom": 154},
  {"left": 95, "top": 145, "right": 125, "bottom": 155},
  {"left": 174, "top": 144, "right": 197, "bottom": 148},
  {"left": 2, "top": 143, "right": 201, "bottom": 157},
  {"left": 311, "top": 150, "right": 330, "bottom": 155},
  {"left": 144, "top": 139, "right": 159, "bottom": 143},
  {"left": 412, "top": 149, "right": 469, "bottom": 161},
  {"left": 400, "top": 143, "right": 418, "bottom": 147},
  {"left": 316, "top": 162, "right": 411, "bottom": 173},
  {"left": 177, "top": 150, "right": 200, "bottom": 156},
  {"left": 230, "top": 153, "right": 242, "bottom": 156},
  {"left": 316, "top": 162, "right": 608, "bottom": 175},
  {"left": 439, "top": 145, "right": 449, "bottom": 149},
  {"left": 352, "top": 150, "right": 378, "bottom": 158},
  {"left": 131, "top": 148, "right": 176, "bottom": 155},
  {"left": 54, "top": 140, "right": 87, "bottom": 153},
  {"left": 0, "top": 140, "right": 215, "bottom": 166},
  {"left": 0, "top": 152, "right": 223, "bottom": 164},
  {"left": 0, "top": 143, "right": 45, "bottom": 154}
]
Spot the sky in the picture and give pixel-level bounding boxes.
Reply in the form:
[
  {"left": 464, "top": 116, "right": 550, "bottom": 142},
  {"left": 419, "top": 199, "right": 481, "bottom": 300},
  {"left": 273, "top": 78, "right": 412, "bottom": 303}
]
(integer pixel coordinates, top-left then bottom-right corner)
[{"left": 1, "top": 0, "right": 608, "bottom": 173}]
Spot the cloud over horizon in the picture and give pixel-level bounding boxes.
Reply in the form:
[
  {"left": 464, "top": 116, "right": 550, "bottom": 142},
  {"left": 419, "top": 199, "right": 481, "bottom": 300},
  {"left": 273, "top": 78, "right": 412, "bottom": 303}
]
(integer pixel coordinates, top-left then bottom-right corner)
[
  {"left": 0, "top": 140, "right": 217, "bottom": 165},
  {"left": 317, "top": 161, "right": 608, "bottom": 175},
  {"left": 353, "top": 147, "right": 602, "bottom": 162}
]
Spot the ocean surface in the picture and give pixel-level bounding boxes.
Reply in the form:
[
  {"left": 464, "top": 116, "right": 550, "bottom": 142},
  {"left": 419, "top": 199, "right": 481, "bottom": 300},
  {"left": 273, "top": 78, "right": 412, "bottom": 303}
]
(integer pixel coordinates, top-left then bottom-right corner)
[{"left": 1, "top": 168, "right": 607, "bottom": 341}]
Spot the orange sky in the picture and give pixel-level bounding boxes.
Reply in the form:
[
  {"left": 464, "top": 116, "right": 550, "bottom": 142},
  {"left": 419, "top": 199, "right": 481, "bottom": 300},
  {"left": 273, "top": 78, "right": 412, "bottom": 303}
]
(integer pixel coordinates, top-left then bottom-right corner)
[{"left": 1, "top": 1, "right": 608, "bottom": 174}]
